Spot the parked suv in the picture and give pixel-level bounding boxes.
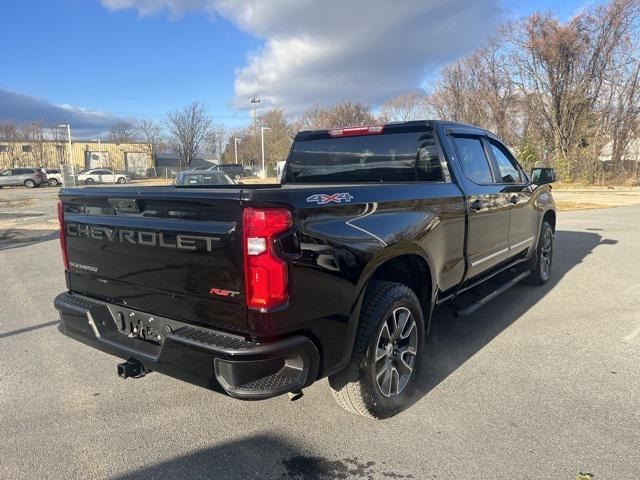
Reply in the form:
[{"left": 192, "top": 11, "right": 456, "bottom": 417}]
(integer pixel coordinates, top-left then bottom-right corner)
[
  {"left": 43, "top": 168, "right": 63, "bottom": 187},
  {"left": 0, "top": 167, "right": 46, "bottom": 188},
  {"left": 210, "top": 163, "right": 246, "bottom": 177}
]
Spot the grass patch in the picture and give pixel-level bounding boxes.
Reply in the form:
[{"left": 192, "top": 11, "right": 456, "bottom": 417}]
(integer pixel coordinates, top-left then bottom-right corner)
[{"left": 555, "top": 200, "right": 607, "bottom": 211}]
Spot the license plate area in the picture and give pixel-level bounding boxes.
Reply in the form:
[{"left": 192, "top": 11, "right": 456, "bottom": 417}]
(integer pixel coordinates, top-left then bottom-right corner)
[{"left": 107, "top": 306, "right": 165, "bottom": 346}]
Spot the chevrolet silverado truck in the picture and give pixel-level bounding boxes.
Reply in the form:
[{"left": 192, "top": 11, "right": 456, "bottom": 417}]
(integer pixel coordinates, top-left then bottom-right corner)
[{"left": 54, "top": 121, "right": 556, "bottom": 419}]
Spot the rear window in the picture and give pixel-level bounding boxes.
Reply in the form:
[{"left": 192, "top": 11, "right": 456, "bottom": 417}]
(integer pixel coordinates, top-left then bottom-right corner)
[
  {"left": 175, "top": 171, "right": 235, "bottom": 186},
  {"left": 284, "top": 131, "right": 444, "bottom": 183}
]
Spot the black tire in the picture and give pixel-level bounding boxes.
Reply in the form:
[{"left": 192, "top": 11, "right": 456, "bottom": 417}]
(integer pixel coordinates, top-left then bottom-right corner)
[
  {"left": 329, "top": 281, "right": 426, "bottom": 419},
  {"left": 117, "top": 177, "right": 126, "bottom": 184},
  {"left": 85, "top": 178, "right": 95, "bottom": 185},
  {"left": 24, "top": 179, "right": 35, "bottom": 188},
  {"left": 523, "top": 220, "right": 553, "bottom": 286},
  {"left": 48, "top": 178, "right": 59, "bottom": 187}
]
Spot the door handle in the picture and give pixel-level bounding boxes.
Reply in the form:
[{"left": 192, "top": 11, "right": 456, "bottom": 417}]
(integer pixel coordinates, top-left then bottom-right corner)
[
  {"left": 508, "top": 195, "right": 519, "bottom": 205},
  {"left": 469, "top": 199, "right": 483, "bottom": 211}
]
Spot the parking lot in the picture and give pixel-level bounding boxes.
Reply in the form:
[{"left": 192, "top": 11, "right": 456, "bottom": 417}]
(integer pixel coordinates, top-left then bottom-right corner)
[{"left": 1, "top": 189, "right": 639, "bottom": 479}]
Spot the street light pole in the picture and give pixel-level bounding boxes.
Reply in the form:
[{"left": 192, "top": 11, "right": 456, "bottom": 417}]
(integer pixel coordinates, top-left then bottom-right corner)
[
  {"left": 261, "top": 126, "right": 271, "bottom": 179},
  {"left": 58, "top": 124, "right": 75, "bottom": 187},
  {"left": 250, "top": 98, "right": 260, "bottom": 126},
  {"left": 234, "top": 137, "right": 242, "bottom": 166},
  {"left": 94, "top": 138, "right": 102, "bottom": 168}
]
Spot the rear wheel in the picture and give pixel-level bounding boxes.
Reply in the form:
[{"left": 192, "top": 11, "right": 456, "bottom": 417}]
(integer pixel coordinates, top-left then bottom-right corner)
[
  {"left": 329, "top": 281, "right": 425, "bottom": 419},
  {"left": 24, "top": 179, "right": 35, "bottom": 188},
  {"left": 48, "top": 178, "right": 59, "bottom": 187},
  {"left": 85, "top": 178, "right": 95, "bottom": 185},
  {"left": 523, "top": 220, "right": 553, "bottom": 285}
]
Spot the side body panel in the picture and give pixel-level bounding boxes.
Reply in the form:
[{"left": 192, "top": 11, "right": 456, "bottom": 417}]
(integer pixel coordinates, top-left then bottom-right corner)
[{"left": 243, "top": 179, "right": 466, "bottom": 371}]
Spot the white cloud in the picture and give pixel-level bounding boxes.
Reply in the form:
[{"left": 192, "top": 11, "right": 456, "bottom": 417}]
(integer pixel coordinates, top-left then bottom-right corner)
[{"left": 102, "top": 0, "right": 502, "bottom": 113}]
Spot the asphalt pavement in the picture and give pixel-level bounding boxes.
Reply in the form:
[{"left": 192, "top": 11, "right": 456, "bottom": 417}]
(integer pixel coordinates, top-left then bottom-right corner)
[{"left": 1, "top": 204, "right": 639, "bottom": 479}]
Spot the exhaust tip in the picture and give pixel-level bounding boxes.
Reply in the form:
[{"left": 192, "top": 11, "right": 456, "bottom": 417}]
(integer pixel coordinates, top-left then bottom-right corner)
[{"left": 288, "top": 390, "right": 303, "bottom": 401}]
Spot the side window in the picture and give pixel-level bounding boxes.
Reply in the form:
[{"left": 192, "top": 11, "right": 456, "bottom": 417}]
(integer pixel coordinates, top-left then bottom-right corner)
[
  {"left": 452, "top": 136, "right": 493, "bottom": 184},
  {"left": 415, "top": 132, "right": 444, "bottom": 182},
  {"left": 489, "top": 141, "right": 522, "bottom": 183}
]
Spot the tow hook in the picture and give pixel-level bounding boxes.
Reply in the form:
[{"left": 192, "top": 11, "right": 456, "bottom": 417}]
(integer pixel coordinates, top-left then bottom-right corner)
[
  {"left": 288, "top": 390, "right": 304, "bottom": 401},
  {"left": 117, "top": 359, "right": 147, "bottom": 379}
]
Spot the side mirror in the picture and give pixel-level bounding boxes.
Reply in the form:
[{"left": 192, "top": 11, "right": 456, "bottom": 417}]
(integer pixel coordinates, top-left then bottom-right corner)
[{"left": 531, "top": 167, "right": 556, "bottom": 185}]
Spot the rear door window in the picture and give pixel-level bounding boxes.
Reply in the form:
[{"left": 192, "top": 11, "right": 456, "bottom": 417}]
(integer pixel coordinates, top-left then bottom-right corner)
[
  {"left": 452, "top": 136, "right": 494, "bottom": 184},
  {"left": 488, "top": 141, "right": 523, "bottom": 184},
  {"left": 285, "top": 130, "right": 444, "bottom": 183}
]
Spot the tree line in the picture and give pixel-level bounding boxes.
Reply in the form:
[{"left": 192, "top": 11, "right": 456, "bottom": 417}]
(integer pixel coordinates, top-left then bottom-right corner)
[{"left": 1, "top": 0, "right": 638, "bottom": 183}]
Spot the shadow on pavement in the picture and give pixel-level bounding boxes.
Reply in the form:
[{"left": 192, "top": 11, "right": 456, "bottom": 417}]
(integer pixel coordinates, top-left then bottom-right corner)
[
  {"left": 0, "top": 228, "right": 58, "bottom": 251},
  {"left": 0, "top": 320, "right": 60, "bottom": 340},
  {"left": 109, "top": 434, "right": 404, "bottom": 480},
  {"left": 410, "top": 229, "right": 616, "bottom": 406}
]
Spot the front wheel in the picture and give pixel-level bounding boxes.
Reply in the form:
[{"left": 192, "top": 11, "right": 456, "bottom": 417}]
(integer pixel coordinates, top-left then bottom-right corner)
[
  {"left": 329, "top": 281, "right": 425, "bottom": 419},
  {"left": 84, "top": 178, "right": 95, "bottom": 185},
  {"left": 48, "top": 178, "right": 59, "bottom": 187},
  {"left": 523, "top": 220, "right": 553, "bottom": 285},
  {"left": 117, "top": 177, "right": 126, "bottom": 184}
]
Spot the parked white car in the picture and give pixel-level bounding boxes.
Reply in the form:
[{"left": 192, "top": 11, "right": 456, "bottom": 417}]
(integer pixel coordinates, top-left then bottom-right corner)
[
  {"left": 77, "top": 169, "right": 130, "bottom": 185},
  {"left": 43, "top": 168, "right": 63, "bottom": 187}
]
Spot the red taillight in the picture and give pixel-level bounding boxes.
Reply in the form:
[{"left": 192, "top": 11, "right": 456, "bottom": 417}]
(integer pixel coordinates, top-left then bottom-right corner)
[
  {"left": 328, "top": 125, "right": 384, "bottom": 137},
  {"left": 57, "top": 201, "right": 69, "bottom": 270},
  {"left": 243, "top": 207, "right": 292, "bottom": 311}
]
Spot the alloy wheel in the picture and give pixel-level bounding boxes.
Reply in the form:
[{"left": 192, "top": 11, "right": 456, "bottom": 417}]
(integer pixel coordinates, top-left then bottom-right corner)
[
  {"left": 374, "top": 307, "right": 418, "bottom": 398},
  {"left": 540, "top": 229, "right": 553, "bottom": 280}
]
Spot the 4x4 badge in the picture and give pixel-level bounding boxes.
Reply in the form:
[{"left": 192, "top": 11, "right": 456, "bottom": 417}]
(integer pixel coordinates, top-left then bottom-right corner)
[{"left": 306, "top": 193, "right": 354, "bottom": 205}]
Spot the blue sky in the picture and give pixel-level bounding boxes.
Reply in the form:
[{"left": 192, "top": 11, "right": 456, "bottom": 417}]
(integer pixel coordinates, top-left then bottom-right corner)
[{"left": 0, "top": 0, "right": 591, "bottom": 137}]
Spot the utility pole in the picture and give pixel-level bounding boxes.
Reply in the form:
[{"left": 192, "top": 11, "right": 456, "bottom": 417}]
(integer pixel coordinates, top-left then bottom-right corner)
[
  {"left": 94, "top": 138, "right": 102, "bottom": 168},
  {"left": 261, "top": 126, "right": 271, "bottom": 179},
  {"left": 57, "top": 124, "right": 75, "bottom": 187},
  {"left": 234, "top": 137, "right": 242, "bottom": 166},
  {"left": 250, "top": 98, "right": 260, "bottom": 128}
]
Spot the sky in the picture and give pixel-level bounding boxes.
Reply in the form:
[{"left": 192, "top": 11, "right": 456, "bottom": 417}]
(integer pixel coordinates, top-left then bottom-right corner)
[{"left": 0, "top": 0, "right": 592, "bottom": 138}]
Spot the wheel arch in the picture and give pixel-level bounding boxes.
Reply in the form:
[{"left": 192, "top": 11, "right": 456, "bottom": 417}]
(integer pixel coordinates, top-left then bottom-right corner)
[
  {"left": 543, "top": 208, "right": 556, "bottom": 232},
  {"left": 356, "top": 242, "right": 437, "bottom": 322}
]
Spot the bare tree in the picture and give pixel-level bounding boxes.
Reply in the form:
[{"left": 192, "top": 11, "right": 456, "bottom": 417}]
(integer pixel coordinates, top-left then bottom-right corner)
[
  {"left": 423, "top": 0, "right": 640, "bottom": 183},
  {"left": 19, "top": 121, "right": 47, "bottom": 166},
  {"left": 298, "top": 101, "right": 375, "bottom": 130},
  {"left": 0, "top": 122, "right": 20, "bottom": 167},
  {"left": 166, "top": 102, "right": 213, "bottom": 168},
  {"left": 504, "top": 0, "right": 640, "bottom": 179},
  {"left": 379, "top": 89, "right": 428, "bottom": 122},
  {"left": 106, "top": 121, "right": 136, "bottom": 143},
  {"left": 204, "top": 123, "right": 228, "bottom": 160},
  {"left": 136, "top": 119, "right": 166, "bottom": 156}
]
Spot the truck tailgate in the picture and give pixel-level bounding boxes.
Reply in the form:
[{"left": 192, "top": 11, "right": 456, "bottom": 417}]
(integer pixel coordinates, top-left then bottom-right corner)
[{"left": 60, "top": 187, "right": 248, "bottom": 333}]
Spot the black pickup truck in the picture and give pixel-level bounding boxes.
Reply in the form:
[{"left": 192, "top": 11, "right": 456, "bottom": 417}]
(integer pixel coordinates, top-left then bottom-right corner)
[{"left": 54, "top": 120, "right": 556, "bottom": 419}]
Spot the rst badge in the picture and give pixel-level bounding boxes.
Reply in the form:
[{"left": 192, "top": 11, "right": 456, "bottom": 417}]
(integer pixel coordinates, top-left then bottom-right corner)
[{"left": 306, "top": 193, "right": 354, "bottom": 205}]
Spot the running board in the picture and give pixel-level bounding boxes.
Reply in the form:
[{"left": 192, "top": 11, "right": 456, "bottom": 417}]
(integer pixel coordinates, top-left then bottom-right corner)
[{"left": 451, "top": 270, "right": 531, "bottom": 317}]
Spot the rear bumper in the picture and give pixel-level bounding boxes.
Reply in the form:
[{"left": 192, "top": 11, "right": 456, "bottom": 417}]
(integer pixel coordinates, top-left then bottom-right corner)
[{"left": 54, "top": 292, "right": 320, "bottom": 399}]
